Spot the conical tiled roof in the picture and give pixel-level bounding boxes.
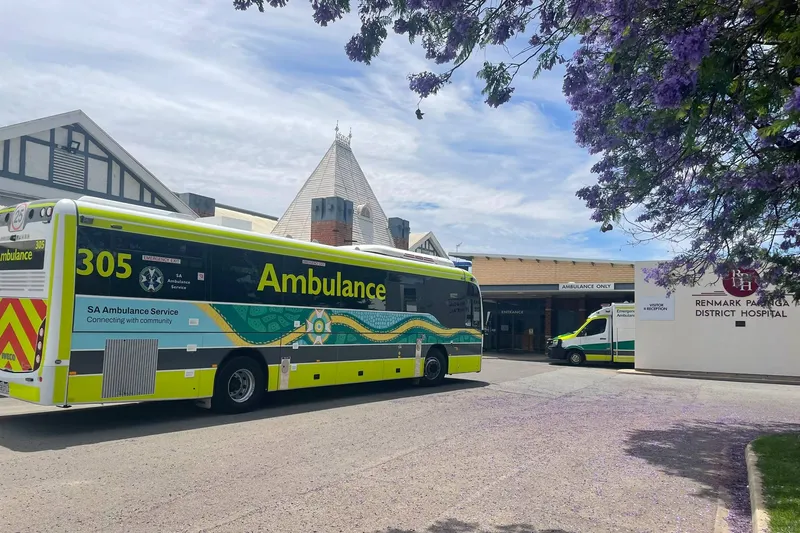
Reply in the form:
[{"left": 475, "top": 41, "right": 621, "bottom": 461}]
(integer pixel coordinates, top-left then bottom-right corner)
[{"left": 271, "top": 130, "right": 394, "bottom": 246}]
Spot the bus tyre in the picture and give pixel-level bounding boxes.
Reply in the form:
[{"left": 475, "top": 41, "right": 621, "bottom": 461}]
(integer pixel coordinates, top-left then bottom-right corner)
[
  {"left": 212, "top": 356, "right": 265, "bottom": 414},
  {"left": 567, "top": 350, "right": 585, "bottom": 366},
  {"left": 420, "top": 349, "right": 447, "bottom": 387}
]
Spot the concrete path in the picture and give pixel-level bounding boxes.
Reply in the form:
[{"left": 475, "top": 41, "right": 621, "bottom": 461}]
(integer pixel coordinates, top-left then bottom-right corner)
[{"left": 1, "top": 357, "right": 798, "bottom": 533}]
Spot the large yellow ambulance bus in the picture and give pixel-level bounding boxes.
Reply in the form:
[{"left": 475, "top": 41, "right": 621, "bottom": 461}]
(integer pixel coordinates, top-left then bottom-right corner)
[{"left": 0, "top": 196, "right": 483, "bottom": 413}]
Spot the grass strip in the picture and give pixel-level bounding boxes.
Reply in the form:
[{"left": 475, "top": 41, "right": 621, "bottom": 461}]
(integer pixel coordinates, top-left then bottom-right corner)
[{"left": 752, "top": 433, "right": 800, "bottom": 533}]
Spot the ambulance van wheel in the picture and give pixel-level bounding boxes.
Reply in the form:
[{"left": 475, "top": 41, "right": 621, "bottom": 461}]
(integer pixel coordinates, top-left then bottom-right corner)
[
  {"left": 567, "top": 350, "right": 585, "bottom": 366},
  {"left": 212, "top": 355, "right": 265, "bottom": 414}
]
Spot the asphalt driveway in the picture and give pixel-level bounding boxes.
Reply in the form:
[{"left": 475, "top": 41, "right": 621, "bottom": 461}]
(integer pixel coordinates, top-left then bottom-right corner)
[{"left": 1, "top": 356, "right": 798, "bottom": 533}]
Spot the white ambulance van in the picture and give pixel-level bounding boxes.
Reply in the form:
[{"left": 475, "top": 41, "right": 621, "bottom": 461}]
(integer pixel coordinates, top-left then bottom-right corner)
[{"left": 546, "top": 303, "right": 635, "bottom": 365}]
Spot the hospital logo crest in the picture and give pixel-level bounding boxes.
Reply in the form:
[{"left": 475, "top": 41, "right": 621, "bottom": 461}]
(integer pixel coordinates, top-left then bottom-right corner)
[
  {"left": 722, "top": 268, "right": 759, "bottom": 298},
  {"left": 139, "top": 266, "right": 165, "bottom": 293}
]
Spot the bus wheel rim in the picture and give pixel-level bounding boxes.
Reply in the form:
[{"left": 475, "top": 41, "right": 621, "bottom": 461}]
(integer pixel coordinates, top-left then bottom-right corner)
[
  {"left": 228, "top": 369, "right": 256, "bottom": 403},
  {"left": 425, "top": 358, "right": 441, "bottom": 380}
]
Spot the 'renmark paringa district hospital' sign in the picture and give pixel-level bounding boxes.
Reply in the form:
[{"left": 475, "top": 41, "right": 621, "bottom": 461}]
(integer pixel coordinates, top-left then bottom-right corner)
[{"left": 693, "top": 268, "right": 798, "bottom": 319}]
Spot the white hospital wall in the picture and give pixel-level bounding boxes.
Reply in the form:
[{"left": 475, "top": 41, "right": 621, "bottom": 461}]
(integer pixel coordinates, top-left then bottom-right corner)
[{"left": 635, "top": 260, "right": 800, "bottom": 377}]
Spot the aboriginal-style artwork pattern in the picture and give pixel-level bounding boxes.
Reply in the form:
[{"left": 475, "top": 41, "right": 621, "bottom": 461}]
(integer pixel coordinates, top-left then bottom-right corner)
[{"left": 202, "top": 303, "right": 482, "bottom": 347}]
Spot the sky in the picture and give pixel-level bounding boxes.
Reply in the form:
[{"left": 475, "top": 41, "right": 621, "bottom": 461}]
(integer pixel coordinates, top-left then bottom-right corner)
[{"left": 0, "top": 0, "right": 671, "bottom": 261}]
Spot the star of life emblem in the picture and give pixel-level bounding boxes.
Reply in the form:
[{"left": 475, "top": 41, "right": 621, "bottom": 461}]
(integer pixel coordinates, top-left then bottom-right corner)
[{"left": 139, "top": 266, "right": 165, "bottom": 293}]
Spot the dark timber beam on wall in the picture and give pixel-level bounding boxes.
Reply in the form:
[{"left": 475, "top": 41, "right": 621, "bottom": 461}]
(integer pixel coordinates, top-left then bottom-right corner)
[
  {"left": 48, "top": 129, "right": 55, "bottom": 182},
  {"left": 83, "top": 128, "right": 89, "bottom": 190},
  {"left": 19, "top": 137, "right": 26, "bottom": 176}
]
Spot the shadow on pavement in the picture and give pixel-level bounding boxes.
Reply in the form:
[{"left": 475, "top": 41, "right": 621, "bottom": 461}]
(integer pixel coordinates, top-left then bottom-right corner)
[
  {"left": 378, "top": 519, "right": 573, "bottom": 533},
  {"left": 483, "top": 353, "right": 551, "bottom": 363},
  {"left": 485, "top": 352, "right": 634, "bottom": 372},
  {"left": 624, "top": 419, "right": 800, "bottom": 532},
  {"left": 0, "top": 377, "right": 487, "bottom": 453}
]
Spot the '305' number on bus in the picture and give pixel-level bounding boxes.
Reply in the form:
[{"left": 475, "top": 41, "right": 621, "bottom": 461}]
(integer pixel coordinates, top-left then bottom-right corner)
[{"left": 76, "top": 249, "right": 132, "bottom": 279}]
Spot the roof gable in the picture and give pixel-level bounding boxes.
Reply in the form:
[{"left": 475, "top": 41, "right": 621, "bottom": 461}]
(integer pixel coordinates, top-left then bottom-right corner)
[
  {"left": 271, "top": 131, "right": 394, "bottom": 246},
  {"left": 0, "top": 110, "right": 194, "bottom": 216},
  {"left": 409, "top": 231, "right": 448, "bottom": 258}
]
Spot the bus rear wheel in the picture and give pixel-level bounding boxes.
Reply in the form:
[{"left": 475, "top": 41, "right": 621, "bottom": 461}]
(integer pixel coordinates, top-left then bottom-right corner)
[
  {"left": 420, "top": 349, "right": 447, "bottom": 387},
  {"left": 212, "top": 355, "right": 265, "bottom": 414}
]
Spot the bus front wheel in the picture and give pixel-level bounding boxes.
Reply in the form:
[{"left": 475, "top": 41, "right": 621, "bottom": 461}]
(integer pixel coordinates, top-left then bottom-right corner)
[{"left": 212, "top": 355, "right": 266, "bottom": 414}]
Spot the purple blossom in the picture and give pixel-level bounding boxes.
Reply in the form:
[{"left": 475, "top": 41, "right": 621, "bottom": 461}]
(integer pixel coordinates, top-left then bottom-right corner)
[
  {"left": 618, "top": 116, "right": 637, "bottom": 134},
  {"left": 491, "top": 18, "right": 513, "bottom": 45},
  {"left": 453, "top": 13, "right": 477, "bottom": 37},
  {"left": 311, "top": 0, "right": 346, "bottom": 26},
  {"left": 393, "top": 18, "right": 408, "bottom": 34},
  {"left": 408, "top": 71, "right": 447, "bottom": 98},
  {"left": 568, "top": 0, "right": 602, "bottom": 19},
  {"left": 344, "top": 35, "right": 367, "bottom": 62},
  {"left": 538, "top": 2, "right": 562, "bottom": 34},
  {"left": 436, "top": 37, "right": 458, "bottom": 63},
  {"left": 668, "top": 21, "right": 719, "bottom": 68},
  {"left": 406, "top": 0, "right": 424, "bottom": 10},
  {"left": 785, "top": 87, "right": 800, "bottom": 113},
  {"left": 654, "top": 62, "right": 698, "bottom": 108},
  {"left": 779, "top": 163, "right": 800, "bottom": 187},
  {"left": 425, "top": 0, "right": 461, "bottom": 12}
]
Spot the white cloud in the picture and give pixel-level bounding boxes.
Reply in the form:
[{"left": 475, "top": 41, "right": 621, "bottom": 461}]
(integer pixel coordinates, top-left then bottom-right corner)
[{"left": 0, "top": 0, "right": 661, "bottom": 260}]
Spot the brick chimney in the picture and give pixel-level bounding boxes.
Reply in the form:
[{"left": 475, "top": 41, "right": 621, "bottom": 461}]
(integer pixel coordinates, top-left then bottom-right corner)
[
  {"left": 311, "top": 196, "right": 354, "bottom": 246},
  {"left": 388, "top": 217, "right": 410, "bottom": 250}
]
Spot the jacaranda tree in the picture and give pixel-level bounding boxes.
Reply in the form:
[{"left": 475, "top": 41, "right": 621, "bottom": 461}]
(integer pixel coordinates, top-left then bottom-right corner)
[{"left": 234, "top": 0, "right": 800, "bottom": 303}]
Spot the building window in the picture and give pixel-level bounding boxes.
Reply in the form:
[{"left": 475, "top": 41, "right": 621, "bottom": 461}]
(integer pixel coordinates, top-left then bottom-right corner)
[{"left": 355, "top": 203, "right": 371, "bottom": 219}]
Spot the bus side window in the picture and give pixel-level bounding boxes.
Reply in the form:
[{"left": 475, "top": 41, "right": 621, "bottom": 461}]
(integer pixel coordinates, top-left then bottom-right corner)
[
  {"left": 108, "top": 232, "right": 208, "bottom": 301},
  {"left": 403, "top": 287, "right": 417, "bottom": 312},
  {"left": 209, "top": 246, "right": 282, "bottom": 306},
  {"left": 417, "top": 277, "right": 468, "bottom": 328},
  {"left": 75, "top": 225, "right": 113, "bottom": 296}
]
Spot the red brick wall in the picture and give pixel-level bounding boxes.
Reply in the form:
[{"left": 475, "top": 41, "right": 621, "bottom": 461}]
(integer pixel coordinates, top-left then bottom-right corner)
[
  {"left": 311, "top": 220, "right": 353, "bottom": 247},
  {"left": 393, "top": 237, "right": 409, "bottom": 250}
]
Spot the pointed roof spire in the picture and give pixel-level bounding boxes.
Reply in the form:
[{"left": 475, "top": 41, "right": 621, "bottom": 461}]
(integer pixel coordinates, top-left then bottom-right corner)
[
  {"left": 271, "top": 129, "right": 393, "bottom": 246},
  {"left": 334, "top": 122, "right": 351, "bottom": 147}
]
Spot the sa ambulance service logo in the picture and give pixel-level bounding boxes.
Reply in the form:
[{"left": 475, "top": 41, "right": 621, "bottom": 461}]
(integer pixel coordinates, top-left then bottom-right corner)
[{"left": 139, "top": 266, "right": 165, "bottom": 293}]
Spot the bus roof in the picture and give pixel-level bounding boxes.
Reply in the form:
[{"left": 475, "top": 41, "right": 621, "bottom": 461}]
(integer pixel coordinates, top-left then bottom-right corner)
[{"left": 57, "top": 196, "right": 477, "bottom": 283}]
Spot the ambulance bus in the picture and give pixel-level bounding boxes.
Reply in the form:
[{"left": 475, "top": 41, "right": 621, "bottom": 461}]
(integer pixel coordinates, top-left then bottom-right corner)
[{"left": 0, "top": 196, "right": 484, "bottom": 413}]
